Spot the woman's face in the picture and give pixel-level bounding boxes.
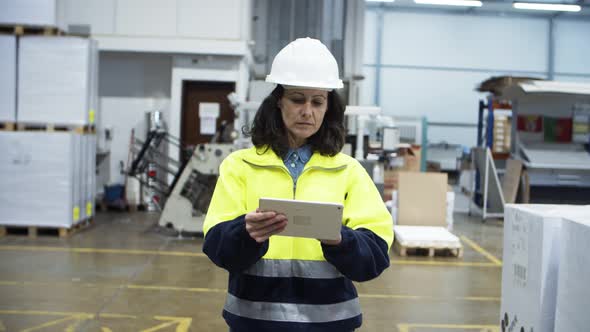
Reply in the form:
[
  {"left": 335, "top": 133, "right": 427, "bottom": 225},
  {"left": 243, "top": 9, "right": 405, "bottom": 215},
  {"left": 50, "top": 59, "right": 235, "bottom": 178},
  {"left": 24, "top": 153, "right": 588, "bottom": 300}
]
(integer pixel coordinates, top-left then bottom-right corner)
[{"left": 279, "top": 88, "right": 328, "bottom": 148}]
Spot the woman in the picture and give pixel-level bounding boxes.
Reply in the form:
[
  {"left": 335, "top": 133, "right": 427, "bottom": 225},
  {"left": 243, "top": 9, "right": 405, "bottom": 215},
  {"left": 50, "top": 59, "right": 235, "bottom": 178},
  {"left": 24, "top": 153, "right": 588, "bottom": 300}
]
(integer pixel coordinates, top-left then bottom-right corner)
[{"left": 203, "top": 38, "right": 393, "bottom": 332}]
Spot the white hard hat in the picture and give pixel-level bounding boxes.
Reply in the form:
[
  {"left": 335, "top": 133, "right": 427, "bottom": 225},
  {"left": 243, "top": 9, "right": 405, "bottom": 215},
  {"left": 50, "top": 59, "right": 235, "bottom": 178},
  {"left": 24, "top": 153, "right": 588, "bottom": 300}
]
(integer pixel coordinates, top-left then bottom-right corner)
[{"left": 265, "top": 37, "right": 343, "bottom": 90}]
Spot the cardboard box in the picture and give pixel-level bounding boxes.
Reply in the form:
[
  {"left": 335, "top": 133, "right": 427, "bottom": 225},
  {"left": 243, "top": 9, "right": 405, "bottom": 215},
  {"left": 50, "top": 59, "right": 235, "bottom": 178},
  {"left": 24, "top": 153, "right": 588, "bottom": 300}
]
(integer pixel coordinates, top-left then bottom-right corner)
[
  {"left": 0, "top": 0, "right": 59, "bottom": 27},
  {"left": 18, "top": 36, "right": 98, "bottom": 125},
  {"left": 0, "top": 35, "right": 16, "bottom": 122},
  {"left": 390, "top": 188, "right": 455, "bottom": 230},
  {"left": 397, "top": 172, "right": 447, "bottom": 227},
  {"left": 554, "top": 216, "right": 590, "bottom": 332},
  {"left": 383, "top": 145, "right": 423, "bottom": 200},
  {"left": 500, "top": 204, "right": 590, "bottom": 332}
]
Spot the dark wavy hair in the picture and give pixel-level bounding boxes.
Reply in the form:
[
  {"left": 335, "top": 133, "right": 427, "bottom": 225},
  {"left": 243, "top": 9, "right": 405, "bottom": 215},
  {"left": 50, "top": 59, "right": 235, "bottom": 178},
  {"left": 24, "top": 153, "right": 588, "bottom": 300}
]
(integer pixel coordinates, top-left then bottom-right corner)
[{"left": 245, "top": 85, "right": 345, "bottom": 158}]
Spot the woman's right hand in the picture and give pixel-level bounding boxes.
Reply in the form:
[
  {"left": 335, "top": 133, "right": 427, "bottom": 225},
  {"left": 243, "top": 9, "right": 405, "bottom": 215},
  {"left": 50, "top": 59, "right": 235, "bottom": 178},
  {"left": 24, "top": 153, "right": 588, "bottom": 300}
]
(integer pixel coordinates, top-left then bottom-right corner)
[{"left": 245, "top": 209, "right": 288, "bottom": 243}]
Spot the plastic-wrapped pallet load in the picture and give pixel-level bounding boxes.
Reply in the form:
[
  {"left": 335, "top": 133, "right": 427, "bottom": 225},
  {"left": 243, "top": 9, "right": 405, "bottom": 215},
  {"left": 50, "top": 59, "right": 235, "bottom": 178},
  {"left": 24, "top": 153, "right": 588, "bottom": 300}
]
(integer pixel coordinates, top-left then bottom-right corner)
[
  {"left": 554, "top": 216, "right": 590, "bottom": 331},
  {"left": 0, "top": 35, "right": 16, "bottom": 122},
  {"left": 500, "top": 204, "right": 590, "bottom": 332},
  {"left": 393, "top": 225, "right": 461, "bottom": 250},
  {"left": 87, "top": 135, "right": 97, "bottom": 218},
  {"left": 73, "top": 134, "right": 82, "bottom": 223},
  {"left": 0, "top": 0, "right": 60, "bottom": 27},
  {"left": 82, "top": 134, "right": 96, "bottom": 220},
  {"left": 0, "top": 132, "right": 77, "bottom": 228},
  {"left": 89, "top": 40, "right": 99, "bottom": 127},
  {"left": 80, "top": 135, "right": 88, "bottom": 221},
  {"left": 18, "top": 36, "right": 98, "bottom": 125}
]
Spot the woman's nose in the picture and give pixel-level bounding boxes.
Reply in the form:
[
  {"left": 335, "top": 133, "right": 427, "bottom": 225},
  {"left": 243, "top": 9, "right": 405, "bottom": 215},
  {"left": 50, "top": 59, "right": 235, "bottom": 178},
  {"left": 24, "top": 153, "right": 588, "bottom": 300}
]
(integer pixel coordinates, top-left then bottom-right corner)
[{"left": 301, "top": 102, "right": 312, "bottom": 116}]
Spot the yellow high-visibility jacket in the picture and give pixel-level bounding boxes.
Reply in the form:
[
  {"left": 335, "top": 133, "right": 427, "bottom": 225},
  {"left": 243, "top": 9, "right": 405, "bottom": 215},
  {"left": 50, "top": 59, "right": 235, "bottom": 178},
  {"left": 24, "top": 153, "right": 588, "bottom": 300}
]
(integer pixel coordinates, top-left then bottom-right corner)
[{"left": 203, "top": 146, "right": 393, "bottom": 332}]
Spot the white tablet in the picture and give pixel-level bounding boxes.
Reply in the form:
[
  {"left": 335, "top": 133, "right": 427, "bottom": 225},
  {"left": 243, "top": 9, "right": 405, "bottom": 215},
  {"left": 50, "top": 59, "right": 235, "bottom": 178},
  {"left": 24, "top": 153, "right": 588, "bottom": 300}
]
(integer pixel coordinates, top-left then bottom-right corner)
[{"left": 259, "top": 197, "right": 343, "bottom": 240}]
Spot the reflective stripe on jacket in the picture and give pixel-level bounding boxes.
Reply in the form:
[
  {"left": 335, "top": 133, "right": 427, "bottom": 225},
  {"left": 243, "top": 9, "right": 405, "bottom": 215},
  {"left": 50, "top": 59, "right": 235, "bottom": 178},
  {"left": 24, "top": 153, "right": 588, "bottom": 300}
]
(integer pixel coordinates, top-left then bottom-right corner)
[{"left": 203, "top": 146, "right": 393, "bottom": 332}]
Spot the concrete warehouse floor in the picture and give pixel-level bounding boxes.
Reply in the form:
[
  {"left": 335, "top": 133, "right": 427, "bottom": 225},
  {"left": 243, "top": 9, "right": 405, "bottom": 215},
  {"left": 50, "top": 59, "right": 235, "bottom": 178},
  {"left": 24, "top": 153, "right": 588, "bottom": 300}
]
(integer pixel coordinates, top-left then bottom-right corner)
[{"left": 0, "top": 211, "right": 503, "bottom": 332}]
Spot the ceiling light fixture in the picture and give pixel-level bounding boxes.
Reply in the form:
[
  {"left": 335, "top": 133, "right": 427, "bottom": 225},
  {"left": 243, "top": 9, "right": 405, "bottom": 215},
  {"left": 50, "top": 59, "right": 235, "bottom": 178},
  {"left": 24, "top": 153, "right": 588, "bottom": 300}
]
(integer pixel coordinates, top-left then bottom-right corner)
[
  {"left": 513, "top": 2, "right": 581, "bottom": 12},
  {"left": 414, "top": 0, "right": 483, "bottom": 7}
]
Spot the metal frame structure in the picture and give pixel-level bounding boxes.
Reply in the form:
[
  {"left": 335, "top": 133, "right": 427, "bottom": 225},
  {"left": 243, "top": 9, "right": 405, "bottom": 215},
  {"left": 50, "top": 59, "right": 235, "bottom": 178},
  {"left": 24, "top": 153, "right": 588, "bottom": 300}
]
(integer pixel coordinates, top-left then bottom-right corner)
[{"left": 469, "top": 147, "right": 506, "bottom": 221}]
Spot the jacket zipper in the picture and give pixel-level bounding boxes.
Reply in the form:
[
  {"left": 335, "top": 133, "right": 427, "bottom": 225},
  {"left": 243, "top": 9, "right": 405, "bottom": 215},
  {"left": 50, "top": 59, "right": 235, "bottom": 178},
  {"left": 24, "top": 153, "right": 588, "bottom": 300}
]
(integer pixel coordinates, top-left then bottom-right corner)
[{"left": 242, "top": 159, "right": 295, "bottom": 197}]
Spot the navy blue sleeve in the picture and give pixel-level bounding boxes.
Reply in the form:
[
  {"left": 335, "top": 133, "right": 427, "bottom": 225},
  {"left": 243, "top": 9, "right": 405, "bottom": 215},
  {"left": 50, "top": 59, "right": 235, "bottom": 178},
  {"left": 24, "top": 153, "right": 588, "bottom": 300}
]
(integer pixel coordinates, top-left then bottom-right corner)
[
  {"left": 202, "top": 215, "right": 269, "bottom": 274},
  {"left": 321, "top": 226, "right": 390, "bottom": 282}
]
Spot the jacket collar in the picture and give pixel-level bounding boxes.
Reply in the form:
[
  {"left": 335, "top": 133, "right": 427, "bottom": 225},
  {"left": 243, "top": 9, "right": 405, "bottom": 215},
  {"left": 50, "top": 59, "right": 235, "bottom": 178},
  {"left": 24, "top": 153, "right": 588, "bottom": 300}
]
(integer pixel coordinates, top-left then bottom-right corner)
[
  {"left": 284, "top": 144, "right": 313, "bottom": 165},
  {"left": 242, "top": 146, "right": 349, "bottom": 170}
]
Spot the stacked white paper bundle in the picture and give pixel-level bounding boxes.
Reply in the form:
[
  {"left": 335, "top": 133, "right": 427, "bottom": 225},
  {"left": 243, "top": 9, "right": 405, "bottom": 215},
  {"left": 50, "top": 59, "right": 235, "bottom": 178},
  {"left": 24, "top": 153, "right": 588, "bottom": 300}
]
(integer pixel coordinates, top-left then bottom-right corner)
[
  {"left": 0, "top": 132, "right": 95, "bottom": 228},
  {"left": 0, "top": 35, "right": 16, "bottom": 122},
  {"left": 0, "top": 0, "right": 60, "bottom": 28},
  {"left": 18, "top": 36, "right": 98, "bottom": 125},
  {"left": 554, "top": 216, "right": 590, "bottom": 331},
  {"left": 500, "top": 204, "right": 590, "bottom": 332}
]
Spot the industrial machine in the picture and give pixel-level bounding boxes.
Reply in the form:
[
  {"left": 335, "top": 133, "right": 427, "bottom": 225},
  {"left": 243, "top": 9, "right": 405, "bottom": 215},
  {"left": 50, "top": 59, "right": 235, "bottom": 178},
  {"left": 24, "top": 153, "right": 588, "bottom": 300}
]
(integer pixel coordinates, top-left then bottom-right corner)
[
  {"left": 126, "top": 93, "right": 261, "bottom": 234},
  {"left": 127, "top": 128, "right": 238, "bottom": 233}
]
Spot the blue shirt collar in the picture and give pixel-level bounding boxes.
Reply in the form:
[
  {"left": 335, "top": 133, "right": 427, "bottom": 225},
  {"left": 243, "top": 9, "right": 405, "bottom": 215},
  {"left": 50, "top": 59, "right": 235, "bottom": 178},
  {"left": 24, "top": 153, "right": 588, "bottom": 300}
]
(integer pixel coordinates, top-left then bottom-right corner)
[{"left": 284, "top": 144, "right": 313, "bottom": 164}]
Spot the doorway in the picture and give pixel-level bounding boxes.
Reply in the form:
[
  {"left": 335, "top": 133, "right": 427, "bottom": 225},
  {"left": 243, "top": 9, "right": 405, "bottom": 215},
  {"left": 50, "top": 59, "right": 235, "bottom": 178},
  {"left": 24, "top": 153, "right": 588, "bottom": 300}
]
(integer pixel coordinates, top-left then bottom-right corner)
[{"left": 180, "top": 80, "right": 236, "bottom": 162}]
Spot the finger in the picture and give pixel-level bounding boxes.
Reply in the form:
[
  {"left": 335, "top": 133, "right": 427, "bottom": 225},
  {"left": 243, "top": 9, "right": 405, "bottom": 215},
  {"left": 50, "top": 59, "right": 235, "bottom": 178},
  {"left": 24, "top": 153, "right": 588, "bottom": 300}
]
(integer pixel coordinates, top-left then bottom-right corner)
[
  {"left": 246, "top": 211, "right": 276, "bottom": 223},
  {"left": 254, "top": 222, "right": 288, "bottom": 243},
  {"left": 246, "top": 216, "right": 285, "bottom": 234},
  {"left": 250, "top": 219, "right": 287, "bottom": 239},
  {"left": 247, "top": 215, "right": 287, "bottom": 231}
]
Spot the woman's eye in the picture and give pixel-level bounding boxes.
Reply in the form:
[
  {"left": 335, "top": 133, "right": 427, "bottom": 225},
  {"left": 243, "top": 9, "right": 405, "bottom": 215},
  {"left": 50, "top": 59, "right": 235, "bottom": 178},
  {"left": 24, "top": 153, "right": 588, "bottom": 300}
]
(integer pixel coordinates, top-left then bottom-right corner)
[
  {"left": 312, "top": 100, "right": 324, "bottom": 106},
  {"left": 290, "top": 98, "right": 305, "bottom": 104}
]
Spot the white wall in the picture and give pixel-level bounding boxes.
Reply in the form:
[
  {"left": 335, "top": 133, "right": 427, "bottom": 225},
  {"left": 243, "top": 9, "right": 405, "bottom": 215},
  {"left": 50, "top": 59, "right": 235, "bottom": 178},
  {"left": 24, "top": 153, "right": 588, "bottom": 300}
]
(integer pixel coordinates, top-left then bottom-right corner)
[
  {"left": 99, "top": 52, "right": 172, "bottom": 184},
  {"left": 63, "top": 0, "right": 247, "bottom": 40},
  {"left": 61, "top": 0, "right": 250, "bottom": 55},
  {"left": 381, "top": 13, "right": 548, "bottom": 72},
  {"left": 554, "top": 20, "right": 590, "bottom": 77},
  {"left": 362, "top": 9, "right": 590, "bottom": 147}
]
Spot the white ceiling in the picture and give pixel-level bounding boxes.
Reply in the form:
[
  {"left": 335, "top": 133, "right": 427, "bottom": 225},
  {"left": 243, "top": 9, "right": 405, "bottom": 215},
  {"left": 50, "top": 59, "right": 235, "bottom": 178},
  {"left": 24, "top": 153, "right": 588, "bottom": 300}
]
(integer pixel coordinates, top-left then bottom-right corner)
[{"left": 366, "top": 0, "right": 590, "bottom": 18}]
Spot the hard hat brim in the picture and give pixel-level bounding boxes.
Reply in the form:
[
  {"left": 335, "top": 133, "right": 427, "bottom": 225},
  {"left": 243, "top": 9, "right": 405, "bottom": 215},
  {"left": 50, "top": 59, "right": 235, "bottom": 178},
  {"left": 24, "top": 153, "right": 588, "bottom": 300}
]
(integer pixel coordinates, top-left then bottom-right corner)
[{"left": 265, "top": 76, "right": 343, "bottom": 90}]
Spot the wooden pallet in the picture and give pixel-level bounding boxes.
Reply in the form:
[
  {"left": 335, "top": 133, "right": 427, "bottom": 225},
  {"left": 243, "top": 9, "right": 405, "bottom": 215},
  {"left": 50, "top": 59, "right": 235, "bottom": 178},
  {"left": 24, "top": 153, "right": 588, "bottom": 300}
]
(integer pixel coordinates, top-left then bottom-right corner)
[
  {"left": 0, "top": 25, "right": 63, "bottom": 36},
  {"left": 15, "top": 123, "right": 95, "bottom": 134},
  {"left": 394, "top": 240, "right": 463, "bottom": 258},
  {"left": 0, "top": 122, "right": 16, "bottom": 131},
  {"left": 0, "top": 218, "right": 94, "bottom": 238}
]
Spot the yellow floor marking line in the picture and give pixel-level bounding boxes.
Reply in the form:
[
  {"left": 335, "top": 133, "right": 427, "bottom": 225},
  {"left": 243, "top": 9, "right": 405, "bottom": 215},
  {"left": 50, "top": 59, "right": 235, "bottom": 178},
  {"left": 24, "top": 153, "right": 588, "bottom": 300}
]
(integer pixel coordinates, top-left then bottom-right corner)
[
  {"left": 0, "top": 245, "right": 206, "bottom": 257},
  {"left": 0, "top": 310, "right": 89, "bottom": 317},
  {"left": 0, "top": 280, "right": 499, "bottom": 302},
  {"left": 359, "top": 293, "right": 499, "bottom": 302},
  {"left": 459, "top": 296, "right": 501, "bottom": 302},
  {"left": 0, "top": 310, "right": 192, "bottom": 332},
  {"left": 140, "top": 316, "right": 192, "bottom": 332},
  {"left": 0, "top": 310, "right": 136, "bottom": 319},
  {"left": 0, "top": 245, "right": 500, "bottom": 268},
  {"left": 99, "top": 313, "right": 138, "bottom": 319},
  {"left": 126, "top": 284, "right": 226, "bottom": 293},
  {"left": 460, "top": 236, "right": 503, "bottom": 266},
  {"left": 390, "top": 260, "right": 498, "bottom": 267},
  {"left": 398, "top": 323, "right": 500, "bottom": 332},
  {"left": 20, "top": 314, "right": 91, "bottom": 332}
]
